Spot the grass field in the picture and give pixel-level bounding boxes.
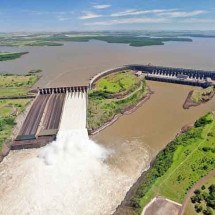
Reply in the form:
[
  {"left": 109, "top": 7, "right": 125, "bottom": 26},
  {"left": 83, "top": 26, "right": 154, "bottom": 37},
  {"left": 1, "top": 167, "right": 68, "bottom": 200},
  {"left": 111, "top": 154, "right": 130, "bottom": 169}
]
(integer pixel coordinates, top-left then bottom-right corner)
[
  {"left": 95, "top": 70, "right": 140, "bottom": 94},
  {"left": 191, "top": 86, "right": 214, "bottom": 103},
  {"left": 88, "top": 70, "right": 149, "bottom": 131},
  {"left": 0, "top": 99, "right": 31, "bottom": 149},
  {"left": 0, "top": 52, "right": 28, "bottom": 61},
  {"left": 0, "top": 74, "right": 38, "bottom": 98},
  {"left": 129, "top": 113, "right": 215, "bottom": 215},
  {"left": 0, "top": 73, "right": 38, "bottom": 150}
]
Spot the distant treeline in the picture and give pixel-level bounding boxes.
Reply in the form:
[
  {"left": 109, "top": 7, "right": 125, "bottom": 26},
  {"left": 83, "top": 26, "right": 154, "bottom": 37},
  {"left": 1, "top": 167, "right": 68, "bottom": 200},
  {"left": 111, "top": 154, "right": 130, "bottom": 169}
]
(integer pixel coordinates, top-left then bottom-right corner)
[{"left": 46, "top": 35, "right": 193, "bottom": 47}]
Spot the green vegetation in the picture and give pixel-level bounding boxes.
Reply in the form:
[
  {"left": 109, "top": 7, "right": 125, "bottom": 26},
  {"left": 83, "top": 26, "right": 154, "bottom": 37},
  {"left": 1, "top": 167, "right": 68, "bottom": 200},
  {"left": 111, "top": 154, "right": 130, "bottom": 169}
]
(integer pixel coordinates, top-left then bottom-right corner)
[
  {"left": 0, "top": 52, "right": 28, "bottom": 61},
  {"left": 0, "top": 74, "right": 38, "bottom": 98},
  {"left": 0, "top": 99, "right": 31, "bottom": 150},
  {"left": 0, "top": 33, "right": 192, "bottom": 47},
  {"left": 0, "top": 73, "right": 38, "bottom": 150},
  {"left": 48, "top": 35, "right": 192, "bottom": 47},
  {"left": 191, "top": 86, "right": 214, "bottom": 103},
  {"left": 184, "top": 174, "right": 215, "bottom": 215},
  {"left": 190, "top": 183, "right": 215, "bottom": 215},
  {"left": 88, "top": 70, "right": 149, "bottom": 131},
  {"left": 0, "top": 39, "right": 63, "bottom": 47},
  {"left": 129, "top": 113, "right": 215, "bottom": 215},
  {"left": 95, "top": 70, "right": 140, "bottom": 94}
]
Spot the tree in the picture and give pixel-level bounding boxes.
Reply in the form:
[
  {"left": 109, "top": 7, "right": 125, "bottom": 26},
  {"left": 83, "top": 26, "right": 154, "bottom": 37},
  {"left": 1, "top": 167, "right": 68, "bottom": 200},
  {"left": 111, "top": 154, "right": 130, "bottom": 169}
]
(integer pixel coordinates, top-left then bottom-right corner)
[
  {"left": 203, "top": 206, "right": 213, "bottom": 215},
  {"left": 201, "top": 185, "right": 206, "bottom": 190},
  {"left": 194, "top": 204, "right": 202, "bottom": 213},
  {"left": 194, "top": 189, "right": 201, "bottom": 195}
]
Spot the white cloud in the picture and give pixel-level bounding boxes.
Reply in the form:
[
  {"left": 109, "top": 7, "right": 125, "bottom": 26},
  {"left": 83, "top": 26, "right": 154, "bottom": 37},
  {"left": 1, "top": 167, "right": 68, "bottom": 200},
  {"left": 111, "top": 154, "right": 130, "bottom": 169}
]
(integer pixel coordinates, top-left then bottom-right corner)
[
  {"left": 158, "top": 10, "right": 207, "bottom": 18},
  {"left": 181, "top": 18, "right": 215, "bottom": 24},
  {"left": 110, "top": 9, "right": 177, "bottom": 17},
  {"left": 79, "top": 12, "right": 102, "bottom": 19},
  {"left": 93, "top": 4, "right": 111, "bottom": 9},
  {"left": 85, "top": 17, "right": 168, "bottom": 26}
]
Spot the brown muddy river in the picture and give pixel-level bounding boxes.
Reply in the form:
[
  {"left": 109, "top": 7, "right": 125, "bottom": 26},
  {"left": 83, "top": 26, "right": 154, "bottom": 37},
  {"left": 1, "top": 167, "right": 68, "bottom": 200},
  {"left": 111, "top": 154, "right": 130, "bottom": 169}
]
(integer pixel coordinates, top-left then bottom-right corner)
[{"left": 0, "top": 38, "right": 214, "bottom": 215}]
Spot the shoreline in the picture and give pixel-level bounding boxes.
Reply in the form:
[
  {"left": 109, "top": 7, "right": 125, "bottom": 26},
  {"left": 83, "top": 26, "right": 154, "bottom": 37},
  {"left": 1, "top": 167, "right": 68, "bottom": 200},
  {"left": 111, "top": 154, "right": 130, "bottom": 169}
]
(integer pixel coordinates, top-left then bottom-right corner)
[
  {"left": 88, "top": 88, "right": 153, "bottom": 136},
  {"left": 112, "top": 123, "right": 192, "bottom": 215},
  {"left": 183, "top": 89, "right": 215, "bottom": 109}
]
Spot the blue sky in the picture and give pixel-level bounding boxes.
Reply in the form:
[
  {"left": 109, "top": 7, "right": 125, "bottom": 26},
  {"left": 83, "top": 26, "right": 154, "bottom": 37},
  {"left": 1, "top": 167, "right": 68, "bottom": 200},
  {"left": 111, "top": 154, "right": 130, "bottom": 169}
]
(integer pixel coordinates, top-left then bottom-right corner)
[{"left": 0, "top": 0, "right": 215, "bottom": 32}]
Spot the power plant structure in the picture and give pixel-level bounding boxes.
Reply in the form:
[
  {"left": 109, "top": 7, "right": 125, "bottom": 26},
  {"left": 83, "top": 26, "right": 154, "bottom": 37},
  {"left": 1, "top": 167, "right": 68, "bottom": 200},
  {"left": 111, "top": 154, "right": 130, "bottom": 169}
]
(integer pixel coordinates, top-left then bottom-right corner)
[{"left": 127, "top": 65, "right": 215, "bottom": 87}]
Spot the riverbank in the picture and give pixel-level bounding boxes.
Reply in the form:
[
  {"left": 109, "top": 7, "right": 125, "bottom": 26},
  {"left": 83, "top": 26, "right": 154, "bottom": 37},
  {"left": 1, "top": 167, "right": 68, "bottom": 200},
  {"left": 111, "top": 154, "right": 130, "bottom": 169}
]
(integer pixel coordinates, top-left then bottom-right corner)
[
  {"left": 183, "top": 86, "right": 215, "bottom": 109},
  {"left": 113, "top": 112, "right": 215, "bottom": 215}
]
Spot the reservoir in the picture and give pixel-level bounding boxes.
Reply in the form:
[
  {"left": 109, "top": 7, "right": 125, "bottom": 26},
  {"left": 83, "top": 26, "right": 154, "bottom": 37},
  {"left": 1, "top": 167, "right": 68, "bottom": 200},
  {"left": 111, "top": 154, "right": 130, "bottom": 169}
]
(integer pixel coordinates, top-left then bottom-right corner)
[{"left": 0, "top": 38, "right": 214, "bottom": 214}]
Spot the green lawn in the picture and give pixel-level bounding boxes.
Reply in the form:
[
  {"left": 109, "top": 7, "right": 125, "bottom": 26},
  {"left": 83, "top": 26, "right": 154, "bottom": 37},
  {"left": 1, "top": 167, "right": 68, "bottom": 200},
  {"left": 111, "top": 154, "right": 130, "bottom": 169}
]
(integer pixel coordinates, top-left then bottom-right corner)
[
  {"left": 95, "top": 70, "right": 140, "bottom": 94},
  {"left": 130, "top": 113, "right": 215, "bottom": 215}
]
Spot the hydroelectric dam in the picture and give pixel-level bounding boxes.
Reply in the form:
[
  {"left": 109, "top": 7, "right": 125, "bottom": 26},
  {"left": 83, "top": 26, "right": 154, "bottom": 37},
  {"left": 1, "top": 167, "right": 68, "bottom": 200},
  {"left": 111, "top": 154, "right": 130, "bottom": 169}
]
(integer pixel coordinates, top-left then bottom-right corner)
[
  {"left": 12, "top": 86, "right": 88, "bottom": 150},
  {"left": 11, "top": 64, "right": 215, "bottom": 150}
]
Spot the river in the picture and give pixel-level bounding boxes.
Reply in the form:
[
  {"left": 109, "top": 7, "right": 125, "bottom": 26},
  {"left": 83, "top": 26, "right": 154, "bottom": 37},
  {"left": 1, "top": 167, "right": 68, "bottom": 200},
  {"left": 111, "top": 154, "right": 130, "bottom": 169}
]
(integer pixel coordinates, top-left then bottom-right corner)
[{"left": 0, "top": 38, "right": 214, "bottom": 215}]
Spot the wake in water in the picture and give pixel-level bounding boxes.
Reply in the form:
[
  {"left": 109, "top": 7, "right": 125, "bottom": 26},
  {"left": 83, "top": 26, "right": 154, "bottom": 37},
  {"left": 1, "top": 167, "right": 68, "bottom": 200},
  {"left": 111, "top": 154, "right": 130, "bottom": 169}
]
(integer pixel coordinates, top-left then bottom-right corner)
[{"left": 0, "top": 91, "right": 150, "bottom": 215}]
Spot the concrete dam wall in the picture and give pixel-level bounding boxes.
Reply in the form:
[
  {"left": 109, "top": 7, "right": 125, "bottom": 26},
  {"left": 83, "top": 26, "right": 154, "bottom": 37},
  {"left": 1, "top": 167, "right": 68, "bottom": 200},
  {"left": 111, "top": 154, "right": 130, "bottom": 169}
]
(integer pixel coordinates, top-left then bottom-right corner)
[
  {"left": 127, "top": 64, "right": 215, "bottom": 87},
  {"left": 12, "top": 86, "right": 88, "bottom": 150}
]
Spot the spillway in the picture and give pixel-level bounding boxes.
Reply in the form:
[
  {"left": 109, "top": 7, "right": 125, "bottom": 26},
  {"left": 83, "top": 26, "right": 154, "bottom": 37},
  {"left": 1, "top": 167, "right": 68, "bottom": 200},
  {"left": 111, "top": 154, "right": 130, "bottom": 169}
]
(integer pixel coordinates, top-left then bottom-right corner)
[{"left": 59, "top": 92, "right": 87, "bottom": 130}]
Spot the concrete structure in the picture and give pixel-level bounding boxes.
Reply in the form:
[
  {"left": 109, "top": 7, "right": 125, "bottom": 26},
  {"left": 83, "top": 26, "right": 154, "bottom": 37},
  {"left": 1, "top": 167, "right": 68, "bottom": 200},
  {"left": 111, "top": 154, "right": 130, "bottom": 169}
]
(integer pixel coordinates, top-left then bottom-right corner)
[
  {"left": 12, "top": 86, "right": 88, "bottom": 150},
  {"left": 127, "top": 64, "right": 215, "bottom": 88}
]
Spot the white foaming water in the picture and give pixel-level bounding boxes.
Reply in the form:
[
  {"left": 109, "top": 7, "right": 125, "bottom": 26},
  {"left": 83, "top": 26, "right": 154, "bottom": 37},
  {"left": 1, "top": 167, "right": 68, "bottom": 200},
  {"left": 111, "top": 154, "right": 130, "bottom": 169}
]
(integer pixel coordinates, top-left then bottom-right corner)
[
  {"left": 0, "top": 91, "right": 150, "bottom": 215},
  {"left": 59, "top": 92, "right": 87, "bottom": 130}
]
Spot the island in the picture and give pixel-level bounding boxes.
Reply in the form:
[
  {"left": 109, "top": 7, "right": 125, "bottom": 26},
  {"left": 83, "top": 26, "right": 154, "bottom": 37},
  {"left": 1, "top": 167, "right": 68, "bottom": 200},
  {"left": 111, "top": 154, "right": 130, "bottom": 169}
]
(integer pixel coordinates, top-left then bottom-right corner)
[
  {"left": 183, "top": 86, "right": 215, "bottom": 109},
  {"left": 0, "top": 52, "right": 29, "bottom": 61}
]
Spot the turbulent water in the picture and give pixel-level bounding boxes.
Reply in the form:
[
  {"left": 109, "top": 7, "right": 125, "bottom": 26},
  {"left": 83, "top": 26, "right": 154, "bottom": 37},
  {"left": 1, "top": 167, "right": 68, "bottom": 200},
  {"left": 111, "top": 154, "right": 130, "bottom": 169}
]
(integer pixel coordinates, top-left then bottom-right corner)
[{"left": 0, "top": 92, "right": 150, "bottom": 215}]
